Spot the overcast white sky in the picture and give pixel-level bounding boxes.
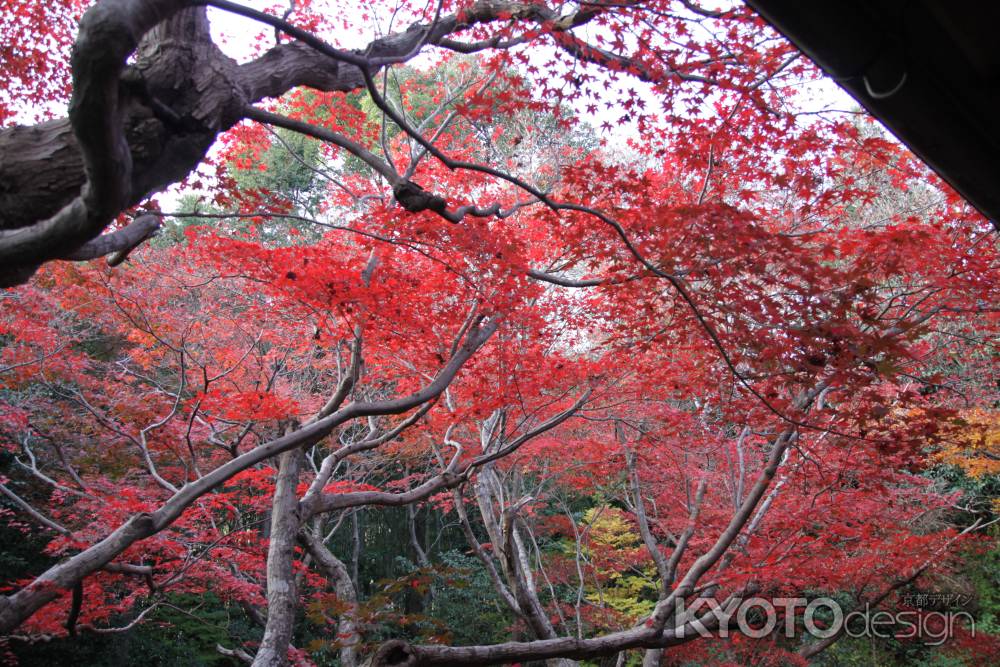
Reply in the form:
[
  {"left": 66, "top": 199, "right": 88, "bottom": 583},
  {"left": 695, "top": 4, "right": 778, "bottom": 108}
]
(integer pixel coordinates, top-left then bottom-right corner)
[
  {"left": 145, "top": 0, "right": 856, "bottom": 213},
  {"left": 205, "top": 0, "right": 857, "bottom": 132}
]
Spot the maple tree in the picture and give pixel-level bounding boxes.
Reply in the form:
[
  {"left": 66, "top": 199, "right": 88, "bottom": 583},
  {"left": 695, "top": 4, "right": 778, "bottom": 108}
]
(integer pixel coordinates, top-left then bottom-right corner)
[
  {"left": 937, "top": 410, "right": 1000, "bottom": 484},
  {"left": 0, "top": 1, "right": 998, "bottom": 666}
]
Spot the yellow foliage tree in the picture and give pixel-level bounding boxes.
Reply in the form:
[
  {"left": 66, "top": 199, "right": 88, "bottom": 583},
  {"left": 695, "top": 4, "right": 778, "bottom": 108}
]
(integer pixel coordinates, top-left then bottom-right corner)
[
  {"left": 578, "top": 507, "right": 657, "bottom": 621},
  {"left": 938, "top": 409, "right": 1000, "bottom": 478}
]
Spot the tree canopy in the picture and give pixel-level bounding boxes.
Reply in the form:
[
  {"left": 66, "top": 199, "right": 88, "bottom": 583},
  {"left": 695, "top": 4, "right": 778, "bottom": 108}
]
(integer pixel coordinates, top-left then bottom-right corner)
[{"left": 0, "top": 2, "right": 997, "bottom": 666}]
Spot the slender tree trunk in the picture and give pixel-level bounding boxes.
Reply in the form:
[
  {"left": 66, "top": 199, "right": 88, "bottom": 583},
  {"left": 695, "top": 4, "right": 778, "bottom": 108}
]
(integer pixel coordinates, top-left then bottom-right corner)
[
  {"left": 300, "top": 531, "right": 361, "bottom": 667},
  {"left": 253, "top": 449, "right": 304, "bottom": 667},
  {"left": 407, "top": 503, "right": 434, "bottom": 606},
  {"left": 474, "top": 464, "right": 577, "bottom": 667},
  {"left": 641, "top": 648, "right": 663, "bottom": 667}
]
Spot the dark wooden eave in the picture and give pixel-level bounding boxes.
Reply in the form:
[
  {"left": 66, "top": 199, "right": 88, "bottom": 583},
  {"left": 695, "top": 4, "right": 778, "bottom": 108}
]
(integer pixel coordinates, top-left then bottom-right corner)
[{"left": 746, "top": 0, "right": 1000, "bottom": 231}]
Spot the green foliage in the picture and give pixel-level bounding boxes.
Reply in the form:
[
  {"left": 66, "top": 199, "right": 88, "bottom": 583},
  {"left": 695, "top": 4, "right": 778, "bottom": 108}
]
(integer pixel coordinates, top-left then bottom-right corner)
[
  {"left": 149, "top": 194, "right": 223, "bottom": 247},
  {"left": 0, "top": 495, "right": 55, "bottom": 583},
  {"left": 963, "top": 529, "right": 1000, "bottom": 635},
  {"left": 926, "top": 463, "right": 1000, "bottom": 518},
  {"left": 230, "top": 126, "right": 326, "bottom": 216},
  {"left": 146, "top": 594, "right": 249, "bottom": 666},
  {"left": 10, "top": 592, "right": 255, "bottom": 667},
  {"left": 815, "top": 634, "right": 974, "bottom": 667},
  {"left": 426, "top": 550, "right": 513, "bottom": 646}
]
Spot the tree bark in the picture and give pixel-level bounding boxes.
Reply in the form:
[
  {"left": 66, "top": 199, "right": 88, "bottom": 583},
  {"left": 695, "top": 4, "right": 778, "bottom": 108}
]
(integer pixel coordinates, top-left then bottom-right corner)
[
  {"left": 253, "top": 449, "right": 304, "bottom": 667},
  {"left": 474, "top": 463, "right": 577, "bottom": 667},
  {"left": 0, "top": 0, "right": 604, "bottom": 285},
  {"left": 300, "top": 531, "right": 361, "bottom": 667},
  {"left": 0, "top": 317, "right": 497, "bottom": 634},
  {"left": 641, "top": 648, "right": 663, "bottom": 667}
]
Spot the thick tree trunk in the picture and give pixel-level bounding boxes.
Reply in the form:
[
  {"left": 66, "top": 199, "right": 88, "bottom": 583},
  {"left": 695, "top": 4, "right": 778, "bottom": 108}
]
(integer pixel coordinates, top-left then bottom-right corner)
[
  {"left": 0, "top": 4, "right": 239, "bottom": 285},
  {"left": 0, "top": 1, "right": 529, "bottom": 285},
  {"left": 253, "top": 449, "right": 304, "bottom": 667}
]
